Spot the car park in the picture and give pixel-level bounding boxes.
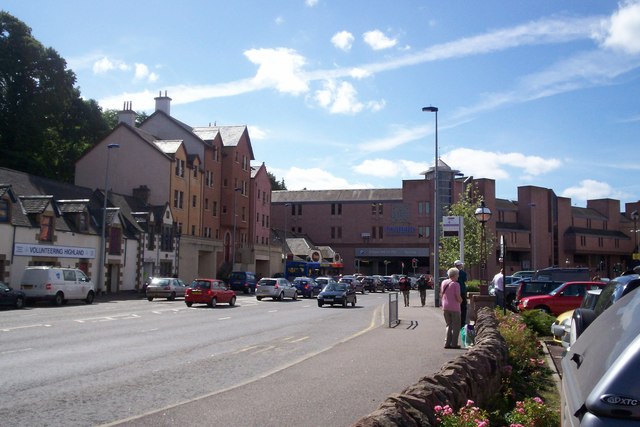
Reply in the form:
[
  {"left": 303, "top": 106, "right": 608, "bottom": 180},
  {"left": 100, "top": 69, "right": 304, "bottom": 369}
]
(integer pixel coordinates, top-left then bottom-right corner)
[
  {"left": 0, "top": 281, "right": 25, "bottom": 309},
  {"left": 317, "top": 282, "right": 357, "bottom": 307},
  {"left": 146, "top": 277, "right": 187, "bottom": 301},
  {"left": 20, "top": 266, "right": 96, "bottom": 306},
  {"left": 361, "top": 276, "right": 385, "bottom": 293},
  {"left": 561, "top": 284, "right": 640, "bottom": 426},
  {"left": 517, "top": 281, "right": 605, "bottom": 315},
  {"left": 255, "top": 278, "right": 298, "bottom": 301},
  {"left": 228, "top": 271, "right": 257, "bottom": 294},
  {"left": 185, "top": 278, "right": 236, "bottom": 308},
  {"left": 292, "top": 277, "right": 321, "bottom": 298},
  {"left": 569, "top": 273, "right": 640, "bottom": 348}
]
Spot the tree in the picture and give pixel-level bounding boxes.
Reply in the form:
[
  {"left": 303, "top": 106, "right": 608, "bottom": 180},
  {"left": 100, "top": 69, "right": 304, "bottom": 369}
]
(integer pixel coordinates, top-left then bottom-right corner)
[
  {"left": 0, "top": 12, "right": 109, "bottom": 182},
  {"left": 440, "top": 185, "right": 495, "bottom": 278},
  {"left": 268, "top": 171, "right": 287, "bottom": 190}
]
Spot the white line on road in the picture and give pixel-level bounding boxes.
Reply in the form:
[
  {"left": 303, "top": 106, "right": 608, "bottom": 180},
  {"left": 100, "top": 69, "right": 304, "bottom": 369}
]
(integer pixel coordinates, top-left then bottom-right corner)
[
  {"left": 1, "top": 347, "right": 33, "bottom": 355},
  {"left": 218, "top": 317, "right": 231, "bottom": 321},
  {"left": 1, "top": 324, "right": 51, "bottom": 332},
  {"left": 75, "top": 313, "right": 141, "bottom": 323}
]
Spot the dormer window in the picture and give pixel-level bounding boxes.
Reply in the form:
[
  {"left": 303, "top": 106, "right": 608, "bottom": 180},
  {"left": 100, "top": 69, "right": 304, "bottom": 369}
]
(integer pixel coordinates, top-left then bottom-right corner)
[
  {"left": 0, "top": 199, "right": 8, "bottom": 222},
  {"left": 78, "top": 212, "right": 88, "bottom": 232}
]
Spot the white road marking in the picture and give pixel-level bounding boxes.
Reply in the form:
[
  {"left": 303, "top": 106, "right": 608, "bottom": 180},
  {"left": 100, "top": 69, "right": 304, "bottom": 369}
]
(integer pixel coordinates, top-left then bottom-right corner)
[
  {"left": 218, "top": 317, "right": 231, "bottom": 321},
  {"left": 75, "top": 313, "right": 141, "bottom": 323},
  {"left": 1, "top": 347, "right": 33, "bottom": 355},
  {"left": 1, "top": 324, "right": 51, "bottom": 332}
]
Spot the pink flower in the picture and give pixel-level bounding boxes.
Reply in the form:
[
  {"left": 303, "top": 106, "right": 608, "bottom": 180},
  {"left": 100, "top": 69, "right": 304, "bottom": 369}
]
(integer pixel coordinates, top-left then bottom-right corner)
[
  {"left": 533, "top": 396, "right": 544, "bottom": 404},
  {"left": 434, "top": 405, "right": 442, "bottom": 412},
  {"left": 466, "top": 399, "right": 475, "bottom": 407}
]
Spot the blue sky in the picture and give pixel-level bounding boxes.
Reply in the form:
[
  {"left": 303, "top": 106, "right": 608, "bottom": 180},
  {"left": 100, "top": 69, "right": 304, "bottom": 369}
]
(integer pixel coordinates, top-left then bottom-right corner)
[{"left": 4, "top": 1, "right": 640, "bottom": 206}]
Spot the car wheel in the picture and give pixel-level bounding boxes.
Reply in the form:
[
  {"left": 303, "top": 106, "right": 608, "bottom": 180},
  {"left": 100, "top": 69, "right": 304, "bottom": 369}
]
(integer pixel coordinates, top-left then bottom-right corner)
[
  {"left": 277, "top": 292, "right": 283, "bottom": 301},
  {"left": 53, "top": 292, "right": 64, "bottom": 306},
  {"left": 351, "top": 297, "right": 356, "bottom": 307},
  {"left": 243, "top": 289, "right": 249, "bottom": 295},
  {"left": 342, "top": 299, "right": 347, "bottom": 308},
  {"left": 318, "top": 301, "right": 323, "bottom": 307},
  {"left": 168, "top": 291, "right": 176, "bottom": 301},
  {"left": 15, "top": 296, "right": 25, "bottom": 309},
  {"left": 362, "top": 290, "right": 366, "bottom": 295},
  {"left": 147, "top": 296, "right": 154, "bottom": 301},
  {"left": 85, "top": 291, "right": 95, "bottom": 305},
  {"left": 257, "top": 296, "right": 263, "bottom": 301},
  {"left": 292, "top": 291, "right": 298, "bottom": 301},
  {"left": 229, "top": 296, "right": 236, "bottom": 306},
  {"left": 209, "top": 297, "right": 217, "bottom": 308},
  {"left": 185, "top": 301, "right": 193, "bottom": 307}
]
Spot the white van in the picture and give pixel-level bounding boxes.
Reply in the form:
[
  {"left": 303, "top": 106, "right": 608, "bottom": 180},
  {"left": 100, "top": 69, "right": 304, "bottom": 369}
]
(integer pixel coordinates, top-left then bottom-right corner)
[{"left": 20, "top": 267, "right": 96, "bottom": 306}]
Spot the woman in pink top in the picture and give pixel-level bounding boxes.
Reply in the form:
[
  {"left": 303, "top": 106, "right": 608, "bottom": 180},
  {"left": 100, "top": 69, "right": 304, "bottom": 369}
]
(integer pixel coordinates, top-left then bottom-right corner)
[{"left": 440, "top": 267, "right": 462, "bottom": 349}]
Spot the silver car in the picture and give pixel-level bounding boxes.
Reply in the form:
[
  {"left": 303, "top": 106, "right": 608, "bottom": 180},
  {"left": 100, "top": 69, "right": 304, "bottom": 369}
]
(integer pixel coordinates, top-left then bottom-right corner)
[
  {"left": 255, "top": 278, "right": 298, "bottom": 301},
  {"left": 146, "top": 277, "right": 187, "bottom": 301}
]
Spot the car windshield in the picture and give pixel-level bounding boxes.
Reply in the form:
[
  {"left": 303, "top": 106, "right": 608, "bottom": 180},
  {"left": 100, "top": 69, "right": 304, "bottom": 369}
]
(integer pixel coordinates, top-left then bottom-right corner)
[
  {"left": 549, "top": 283, "right": 566, "bottom": 296},
  {"left": 151, "top": 278, "right": 170, "bottom": 286},
  {"left": 191, "top": 281, "right": 211, "bottom": 289},
  {"left": 229, "top": 272, "right": 244, "bottom": 280},
  {"left": 325, "top": 283, "right": 346, "bottom": 292},
  {"left": 259, "top": 279, "right": 277, "bottom": 286}
]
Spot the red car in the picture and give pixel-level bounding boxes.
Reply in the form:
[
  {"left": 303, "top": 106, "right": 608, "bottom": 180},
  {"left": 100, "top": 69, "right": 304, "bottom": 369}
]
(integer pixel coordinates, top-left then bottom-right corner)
[
  {"left": 517, "top": 281, "right": 606, "bottom": 316},
  {"left": 185, "top": 278, "right": 236, "bottom": 308}
]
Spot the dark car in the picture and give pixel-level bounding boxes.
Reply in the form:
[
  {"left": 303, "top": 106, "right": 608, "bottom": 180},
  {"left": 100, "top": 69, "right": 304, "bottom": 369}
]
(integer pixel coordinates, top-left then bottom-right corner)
[
  {"left": 228, "top": 271, "right": 257, "bottom": 294},
  {"left": 561, "top": 283, "right": 640, "bottom": 426},
  {"left": 185, "top": 278, "right": 236, "bottom": 308},
  {"left": 0, "top": 281, "right": 25, "bottom": 309},
  {"left": 361, "top": 276, "right": 385, "bottom": 293},
  {"left": 569, "top": 273, "right": 640, "bottom": 347},
  {"left": 292, "top": 277, "right": 321, "bottom": 298},
  {"left": 381, "top": 276, "right": 398, "bottom": 291},
  {"left": 317, "top": 282, "right": 357, "bottom": 308}
]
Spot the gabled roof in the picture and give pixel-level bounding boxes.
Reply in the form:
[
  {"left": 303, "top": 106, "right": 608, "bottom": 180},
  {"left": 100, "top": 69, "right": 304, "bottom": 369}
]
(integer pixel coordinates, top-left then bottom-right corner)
[
  {"left": 272, "top": 188, "right": 403, "bottom": 204},
  {"left": 154, "top": 140, "right": 183, "bottom": 155},
  {"left": 193, "top": 125, "right": 254, "bottom": 159},
  {"left": 57, "top": 199, "right": 90, "bottom": 213},
  {"left": 0, "top": 184, "right": 18, "bottom": 202},
  {"left": 19, "top": 195, "right": 57, "bottom": 215}
]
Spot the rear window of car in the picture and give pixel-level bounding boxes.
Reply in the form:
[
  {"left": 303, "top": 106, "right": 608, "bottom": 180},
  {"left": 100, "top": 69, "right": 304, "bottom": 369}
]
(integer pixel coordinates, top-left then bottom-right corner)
[
  {"left": 229, "top": 272, "right": 245, "bottom": 280},
  {"left": 191, "top": 281, "right": 211, "bottom": 289},
  {"left": 151, "top": 278, "right": 170, "bottom": 286},
  {"left": 259, "top": 279, "right": 276, "bottom": 286}
]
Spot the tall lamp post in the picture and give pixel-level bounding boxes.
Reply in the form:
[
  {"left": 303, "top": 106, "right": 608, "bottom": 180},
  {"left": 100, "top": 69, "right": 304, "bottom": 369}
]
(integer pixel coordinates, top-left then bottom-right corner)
[
  {"left": 232, "top": 187, "right": 242, "bottom": 268},
  {"left": 99, "top": 143, "right": 119, "bottom": 294},
  {"left": 422, "top": 106, "right": 439, "bottom": 306},
  {"left": 474, "top": 199, "right": 492, "bottom": 292},
  {"left": 631, "top": 210, "right": 639, "bottom": 254}
]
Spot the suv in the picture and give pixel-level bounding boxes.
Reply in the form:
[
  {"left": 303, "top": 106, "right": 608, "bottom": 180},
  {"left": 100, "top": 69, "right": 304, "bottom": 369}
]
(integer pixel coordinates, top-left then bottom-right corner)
[
  {"left": 512, "top": 279, "right": 561, "bottom": 310},
  {"left": 531, "top": 267, "right": 590, "bottom": 282},
  {"left": 228, "top": 271, "right": 257, "bottom": 294},
  {"left": 517, "top": 281, "right": 605, "bottom": 315},
  {"left": 561, "top": 284, "right": 640, "bottom": 426}
]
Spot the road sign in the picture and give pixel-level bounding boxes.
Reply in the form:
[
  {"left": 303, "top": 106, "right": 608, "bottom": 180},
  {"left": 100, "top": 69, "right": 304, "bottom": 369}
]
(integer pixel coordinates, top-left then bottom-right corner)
[{"left": 443, "top": 216, "right": 462, "bottom": 237}]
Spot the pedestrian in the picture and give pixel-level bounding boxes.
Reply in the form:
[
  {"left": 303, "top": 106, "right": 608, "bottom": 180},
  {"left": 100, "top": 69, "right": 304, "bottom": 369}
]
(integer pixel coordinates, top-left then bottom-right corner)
[
  {"left": 399, "top": 276, "right": 411, "bottom": 306},
  {"left": 440, "top": 267, "right": 462, "bottom": 349},
  {"left": 492, "top": 268, "right": 505, "bottom": 308},
  {"left": 454, "top": 260, "right": 468, "bottom": 326},
  {"left": 417, "top": 274, "right": 429, "bottom": 306}
]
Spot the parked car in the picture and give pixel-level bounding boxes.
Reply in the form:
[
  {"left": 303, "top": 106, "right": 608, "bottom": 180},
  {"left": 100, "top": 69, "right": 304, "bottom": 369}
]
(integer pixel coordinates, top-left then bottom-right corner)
[
  {"left": 361, "top": 276, "right": 385, "bottom": 293},
  {"left": 317, "top": 282, "right": 357, "bottom": 308},
  {"left": 517, "top": 281, "right": 606, "bottom": 315},
  {"left": 338, "top": 275, "right": 360, "bottom": 292},
  {"left": 561, "top": 283, "right": 640, "bottom": 426},
  {"left": 20, "top": 266, "right": 96, "bottom": 306},
  {"left": 0, "top": 281, "right": 25, "bottom": 309},
  {"left": 512, "top": 270, "right": 535, "bottom": 279},
  {"left": 146, "top": 277, "right": 187, "bottom": 301},
  {"left": 292, "top": 277, "right": 321, "bottom": 298},
  {"left": 381, "top": 276, "right": 397, "bottom": 291},
  {"left": 551, "top": 288, "right": 602, "bottom": 345},
  {"left": 185, "top": 278, "right": 236, "bottom": 308},
  {"left": 351, "top": 276, "right": 366, "bottom": 294},
  {"left": 531, "top": 267, "right": 590, "bottom": 282},
  {"left": 228, "top": 271, "right": 257, "bottom": 294},
  {"left": 569, "top": 273, "right": 640, "bottom": 348},
  {"left": 255, "top": 278, "right": 298, "bottom": 301},
  {"left": 489, "top": 275, "right": 524, "bottom": 308},
  {"left": 315, "top": 276, "right": 338, "bottom": 291},
  {"left": 511, "top": 279, "right": 561, "bottom": 310}
]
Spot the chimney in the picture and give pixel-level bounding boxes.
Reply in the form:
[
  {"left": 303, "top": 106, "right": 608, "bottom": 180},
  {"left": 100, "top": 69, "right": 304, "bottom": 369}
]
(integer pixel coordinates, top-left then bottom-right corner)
[
  {"left": 154, "top": 90, "right": 172, "bottom": 115},
  {"left": 118, "top": 101, "right": 136, "bottom": 127},
  {"left": 132, "top": 185, "right": 151, "bottom": 204}
]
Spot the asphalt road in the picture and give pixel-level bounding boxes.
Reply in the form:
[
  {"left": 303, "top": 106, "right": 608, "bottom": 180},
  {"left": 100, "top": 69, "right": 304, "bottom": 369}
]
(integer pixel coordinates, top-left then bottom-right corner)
[{"left": 0, "top": 290, "right": 453, "bottom": 427}]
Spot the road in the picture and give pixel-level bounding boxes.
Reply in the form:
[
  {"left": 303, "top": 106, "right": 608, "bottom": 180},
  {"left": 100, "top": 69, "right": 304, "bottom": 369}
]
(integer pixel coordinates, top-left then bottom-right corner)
[{"left": 0, "top": 290, "right": 449, "bottom": 426}]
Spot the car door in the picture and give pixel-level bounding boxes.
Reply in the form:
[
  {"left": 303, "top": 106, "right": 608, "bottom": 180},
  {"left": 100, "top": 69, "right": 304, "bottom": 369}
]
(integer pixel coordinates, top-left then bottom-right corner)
[
  {"left": 557, "top": 283, "right": 585, "bottom": 314},
  {"left": 62, "top": 269, "right": 80, "bottom": 299},
  {"left": 214, "top": 281, "right": 230, "bottom": 303}
]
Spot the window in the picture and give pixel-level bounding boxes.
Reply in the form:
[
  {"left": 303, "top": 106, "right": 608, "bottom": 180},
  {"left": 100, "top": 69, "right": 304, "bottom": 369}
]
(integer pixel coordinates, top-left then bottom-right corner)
[
  {"left": 205, "top": 171, "right": 213, "bottom": 187},
  {"left": 212, "top": 201, "right": 218, "bottom": 217},
  {"left": 193, "top": 166, "right": 198, "bottom": 178},
  {"left": 192, "top": 195, "right": 197, "bottom": 208},
  {"left": 205, "top": 198, "right": 209, "bottom": 210},
  {"left": 161, "top": 225, "right": 173, "bottom": 251},
  {"left": 191, "top": 225, "right": 196, "bottom": 236},
  {"left": 108, "top": 227, "right": 122, "bottom": 255},
  {"left": 331, "top": 203, "right": 342, "bottom": 215},
  {"left": 331, "top": 227, "right": 335, "bottom": 239},
  {"left": 256, "top": 213, "right": 260, "bottom": 222},
  {"left": 371, "top": 226, "right": 377, "bottom": 239},
  {"left": 222, "top": 205, "right": 227, "bottom": 215},
  {"left": 297, "top": 204, "right": 302, "bottom": 215},
  {"left": 0, "top": 199, "right": 9, "bottom": 222},
  {"left": 147, "top": 228, "right": 155, "bottom": 250},
  {"left": 378, "top": 226, "right": 383, "bottom": 239},
  {"left": 378, "top": 203, "right": 383, "bottom": 215},
  {"left": 337, "top": 226, "right": 342, "bottom": 239},
  {"left": 39, "top": 215, "right": 53, "bottom": 241},
  {"left": 598, "top": 237, "right": 604, "bottom": 247},
  {"left": 418, "top": 226, "right": 430, "bottom": 238},
  {"left": 371, "top": 203, "right": 383, "bottom": 215},
  {"left": 291, "top": 204, "right": 296, "bottom": 216},
  {"left": 175, "top": 159, "right": 185, "bottom": 177},
  {"left": 242, "top": 207, "right": 246, "bottom": 221},
  {"left": 580, "top": 236, "right": 587, "bottom": 246},
  {"left": 173, "top": 190, "right": 184, "bottom": 209},
  {"left": 77, "top": 212, "right": 88, "bottom": 231}
]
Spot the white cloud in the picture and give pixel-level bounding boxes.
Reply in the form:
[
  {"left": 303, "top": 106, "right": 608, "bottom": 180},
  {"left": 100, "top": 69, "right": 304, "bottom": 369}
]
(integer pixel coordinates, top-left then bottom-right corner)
[
  {"left": 331, "top": 31, "right": 355, "bottom": 51},
  {"left": 92, "top": 57, "right": 129, "bottom": 74},
  {"left": 363, "top": 30, "right": 398, "bottom": 50},
  {"left": 313, "top": 80, "right": 363, "bottom": 114},
  {"left": 282, "top": 166, "right": 370, "bottom": 190},
  {"left": 600, "top": 0, "right": 640, "bottom": 54},
  {"left": 275, "top": 16, "right": 285, "bottom": 25},
  {"left": 358, "top": 124, "right": 430, "bottom": 152},
  {"left": 305, "top": 0, "right": 319, "bottom": 7},
  {"left": 561, "top": 179, "right": 625, "bottom": 201},
  {"left": 133, "top": 63, "right": 159, "bottom": 83},
  {"left": 349, "top": 68, "right": 371, "bottom": 79},
  {"left": 367, "top": 99, "right": 386, "bottom": 112},
  {"left": 244, "top": 47, "right": 309, "bottom": 95},
  {"left": 248, "top": 125, "right": 268, "bottom": 140},
  {"left": 354, "top": 159, "right": 427, "bottom": 178}
]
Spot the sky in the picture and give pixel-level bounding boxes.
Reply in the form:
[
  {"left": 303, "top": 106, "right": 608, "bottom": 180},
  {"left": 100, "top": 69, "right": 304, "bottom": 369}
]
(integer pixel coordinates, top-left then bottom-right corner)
[{"left": 4, "top": 0, "right": 640, "bottom": 207}]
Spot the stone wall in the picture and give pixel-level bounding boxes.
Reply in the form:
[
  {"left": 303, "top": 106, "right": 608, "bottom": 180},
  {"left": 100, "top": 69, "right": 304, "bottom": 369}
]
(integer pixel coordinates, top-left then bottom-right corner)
[{"left": 352, "top": 307, "right": 508, "bottom": 427}]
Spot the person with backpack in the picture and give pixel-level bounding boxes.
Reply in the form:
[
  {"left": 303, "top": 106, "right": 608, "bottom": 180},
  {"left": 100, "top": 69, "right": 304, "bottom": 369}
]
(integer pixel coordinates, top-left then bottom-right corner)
[
  {"left": 399, "top": 276, "right": 411, "bottom": 307},
  {"left": 417, "top": 274, "right": 430, "bottom": 306},
  {"left": 440, "top": 267, "right": 463, "bottom": 349}
]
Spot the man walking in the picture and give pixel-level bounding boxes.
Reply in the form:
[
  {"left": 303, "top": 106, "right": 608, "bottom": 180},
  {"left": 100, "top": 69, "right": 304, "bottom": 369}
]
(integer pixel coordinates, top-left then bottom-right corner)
[
  {"left": 493, "top": 268, "right": 505, "bottom": 308},
  {"left": 454, "top": 260, "right": 468, "bottom": 325}
]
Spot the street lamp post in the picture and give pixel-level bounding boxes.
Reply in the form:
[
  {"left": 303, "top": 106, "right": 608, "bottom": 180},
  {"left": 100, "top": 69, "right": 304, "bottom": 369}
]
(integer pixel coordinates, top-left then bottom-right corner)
[
  {"left": 99, "top": 143, "right": 119, "bottom": 294},
  {"left": 631, "top": 210, "right": 639, "bottom": 253},
  {"left": 422, "top": 106, "right": 439, "bottom": 306},
  {"left": 474, "top": 199, "right": 492, "bottom": 291},
  {"left": 232, "top": 187, "right": 242, "bottom": 269}
]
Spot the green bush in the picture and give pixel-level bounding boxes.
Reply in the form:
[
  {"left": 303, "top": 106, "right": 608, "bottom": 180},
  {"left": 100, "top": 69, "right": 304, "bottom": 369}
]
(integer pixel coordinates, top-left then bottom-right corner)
[{"left": 520, "top": 309, "right": 555, "bottom": 337}]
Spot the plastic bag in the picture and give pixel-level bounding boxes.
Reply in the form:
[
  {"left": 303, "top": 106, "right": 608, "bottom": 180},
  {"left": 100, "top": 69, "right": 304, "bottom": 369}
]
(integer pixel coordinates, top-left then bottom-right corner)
[{"left": 461, "top": 324, "right": 475, "bottom": 348}]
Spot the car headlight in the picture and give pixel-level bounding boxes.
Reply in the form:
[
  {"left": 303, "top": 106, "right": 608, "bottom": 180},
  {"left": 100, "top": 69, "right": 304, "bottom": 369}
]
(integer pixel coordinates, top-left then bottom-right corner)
[{"left": 522, "top": 299, "right": 528, "bottom": 308}]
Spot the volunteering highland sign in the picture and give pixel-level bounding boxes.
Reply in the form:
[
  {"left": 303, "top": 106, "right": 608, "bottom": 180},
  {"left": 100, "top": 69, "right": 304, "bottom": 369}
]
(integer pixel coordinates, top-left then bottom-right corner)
[{"left": 14, "top": 243, "right": 96, "bottom": 259}]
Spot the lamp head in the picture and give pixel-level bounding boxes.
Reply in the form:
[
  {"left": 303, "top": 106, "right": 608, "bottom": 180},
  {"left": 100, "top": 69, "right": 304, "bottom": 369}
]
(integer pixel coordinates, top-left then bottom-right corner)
[{"left": 422, "top": 106, "right": 438, "bottom": 112}]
